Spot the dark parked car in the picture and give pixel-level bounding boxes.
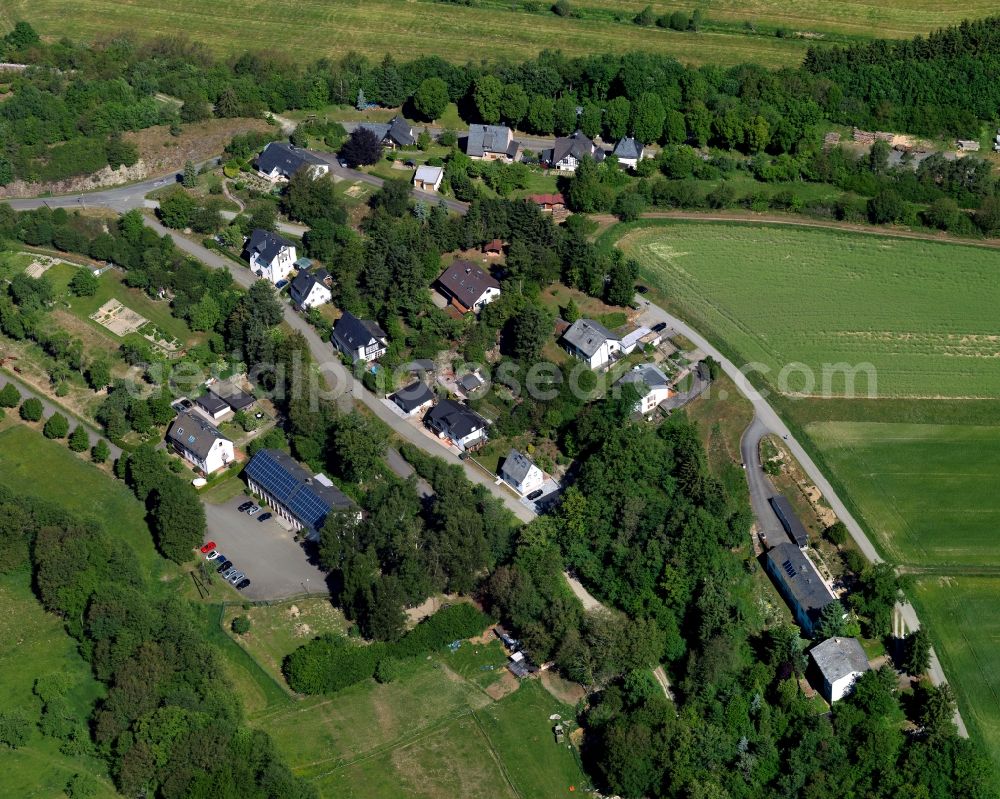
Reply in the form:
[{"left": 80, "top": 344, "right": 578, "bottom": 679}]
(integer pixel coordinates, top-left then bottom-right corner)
[
  {"left": 526, "top": 489, "right": 544, "bottom": 501},
  {"left": 236, "top": 578, "right": 251, "bottom": 590},
  {"left": 216, "top": 559, "right": 233, "bottom": 573},
  {"left": 651, "top": 322, "right": 667, "bottom": 333},
  {"left": 237, "top": 501, "right": 254, "bottom": 512},
  {"left": 257, "top": 512, "right": 273, "bottom": 523}
]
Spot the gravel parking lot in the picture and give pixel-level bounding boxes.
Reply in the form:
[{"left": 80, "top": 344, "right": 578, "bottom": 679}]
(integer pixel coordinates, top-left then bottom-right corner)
[{"left": 203, "top": 497, "right": 329, "bottom": 601}]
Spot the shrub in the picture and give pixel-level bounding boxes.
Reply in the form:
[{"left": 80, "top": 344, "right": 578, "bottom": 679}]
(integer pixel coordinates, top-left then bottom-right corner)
[
  {"left": 65, "top": 773, "right": 100, "bottom": 798},
  {"left": 91, "top": 439, "right": 110, "bottom": 464},
  {"left": 19, "top": 397, "right": 43, "bottom": 422},
  {"left": 0, "top": 712, "right": 29, "bottom": 748},
  {"left": 826, "top": 521, "right": 849, "bottom": 547},
  {"left": 68, "top": 425, "right": 90, "bottom": 452},
  {"left": 0, "top": 383, "right": 19, "bottom": 407},
  {"left": 43, "top": 413, "right": 70, "bottom": 439},
  {"left": 68, "top": 270, "right": 99, "bottom": 297},
  {"left": 231, "top": 616, "right": 251, "bottom": 635},
  {"left": 375, "top": 658, "right": 400, "bottom": 684}
]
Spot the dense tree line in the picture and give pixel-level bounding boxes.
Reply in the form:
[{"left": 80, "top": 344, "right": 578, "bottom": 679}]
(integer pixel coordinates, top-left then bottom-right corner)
[{"left": 0, "top": 484, "right": 314, "bottom": 798}]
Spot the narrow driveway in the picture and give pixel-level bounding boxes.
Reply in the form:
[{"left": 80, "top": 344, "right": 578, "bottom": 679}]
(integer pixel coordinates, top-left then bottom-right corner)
[{"left": 739, "top": 416, "right": 786, "bottom": 544}]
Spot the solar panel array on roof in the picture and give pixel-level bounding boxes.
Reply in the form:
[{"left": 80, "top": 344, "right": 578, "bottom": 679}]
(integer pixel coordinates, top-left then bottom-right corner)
[{"left": 244, "top": 449, "right": 354, "bottom": 532}]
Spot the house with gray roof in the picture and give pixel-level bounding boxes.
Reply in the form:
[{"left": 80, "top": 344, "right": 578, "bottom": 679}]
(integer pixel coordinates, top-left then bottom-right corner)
[
  {"left": 436, "top": 260, "right": 501, "bottom": 313},
  {"left": 166, "top": 411, "right": 234, "bottom": 475},
  {"left": 425, "top": 398, "right": 488, "bottom": 451},
  {"left": 357, "top": 116, "right": 415, "bottom": 149},
  {"left": 500, "top": 449, "right": 544, "bottom": 496},
  {"left": 612, "top": 137, "right": 645, "bottom": 170},
  {"left": 332, "top": 311, "right": 388, "bottom": 363},
  {"left": 466, "top": 124, "right": 522, "bottom": 163},
  {"left": 769, "top": 495, "right": 810, "bottom": 549},
  {"left": 244, "top": 228, "right": 297, "bottom": 285},
  {"left": 290, "top": 268, "right": 332, "bottom": 310},
  {"left": 810, "top": 637, "right": 871, "bottom": 702},
  {"left": 765, "top": 542, "right": 837, "bottom": 636},
  {"left": 256, "top": 142, "right": 329, "bottom": 182},
  {"left": 616, "top": 364, "right": 673, "bottom": 415},
  {"left": 561, "top": 318, "right": 622, "bottom": 369},
  {"left": 195, "top": 391, "right": 231, "bottom": 421},
  {"left": 544, "top": 131, "right": 605, "bottom": 172}
]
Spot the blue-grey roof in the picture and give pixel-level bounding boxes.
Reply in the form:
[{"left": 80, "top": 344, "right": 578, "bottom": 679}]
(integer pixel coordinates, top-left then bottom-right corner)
[
  {"left": 256, "top": 142, "right": 326, "bottom": 177},
  {"left": 245, "top": 228, "right": 292, "bottom": 267},
  {"left": 290, "top": 268, "right": 331, "bottom": 303},
  {"left": 333, "top": 311, "right": 387, "bottom": 351},
  {"left": 550, "top": 131, "right": 604, "bottom": 164},
  {"left": 562, "top": 318, "right": 617, "bottom": 357},
  {"left": 390, "top": 381, "right": 435, "bottom": 413},
  {"left": 766, "top": 543, "right": 835, "bottom": 623},
  {"left": 195, "top": 392, "right": 229, "bottom": 416},
  {"left": 613, "top": 136, "right": 643, "bottom": 160},
  {"left": 425, "top": 398, "right": 486, "bottom": 440},
  {"left": 769, "top": 495, "right": 809, "bottom": 548},
  {"left": 467, "top": 124, "right": 518, "bottom": 158},
  {"left": 811, "top": 637, "right": 870, "bottom": 684},
  {"left": 617, "top": 364, "right": 669, "bottom": 391},
  {"left": 244, "top": 449, "right": 355, "bottom": 533},
  {"left": 501, "top": 449, "right": 537, "bottom": 484},
  {"left": 357, "top": 116, "right": 415, "bottom": 147},
  {"left": 166, "top": 411, "right": 229, "bottom": 459}
]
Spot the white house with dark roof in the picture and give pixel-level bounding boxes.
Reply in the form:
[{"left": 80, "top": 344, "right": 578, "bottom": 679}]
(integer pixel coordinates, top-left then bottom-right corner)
[
  {"left": 166, "top": 411, "right": 234, "bottom": 475},
  {"left": 435, "top": 260, "right": 501, "bottom": 313},
  {"left": 256, "top": 142, "right": 329, "bottom": 182},
  {"left": 544, "top": 131, "right": 605, "bottom": 172},
  {"left": 612, "top": 137, "right": 645, "bottom": 170},
  {"left": 810, "top": 637, "right": 871, "bottom": 702},
  {"left": 357, "top": 116, "right": 415, "bottom": 149},
  {"left": 425, "top": 398, "right": 488, "bottom": 451},
  {"left": 765, "top": 542, "right": 837, "bottom": 636},
  {"left": 561, "top": 318, "right": 622, "bottom": 369},
  {"left": 195, "top": 392, "right": 231, "bottom": 421},
  {"left": 500, "top": 449, "right": 544, "bottom": 496},
  {"left": 332, "top": 311, "right": 388, "bottom": 363},
  {"left": 244, "top": 229, "right": 297, "bottom": 284},
  {"left": 290, "top": 268, "right": 332, "bottom": 309},
  {"left": 389, "top": 380, "right": 435, "bottom": 417},
  {"left": 616, "top": 364, "right": 673, "bottom": 415},
  {"left": 466, "top": 124, "right": 522, "bottom": 163}
]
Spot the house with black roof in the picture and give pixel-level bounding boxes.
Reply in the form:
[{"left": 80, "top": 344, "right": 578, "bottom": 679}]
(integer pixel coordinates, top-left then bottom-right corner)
[
  {"left": 543, "top": 131, "right": 605, "bottom": 173},
  {"left": 357, "top": 116, "right": 415, "bottom": 149},
  {"left": 769, "top": 495, "right": 810, "bottom": 548},
  {"left": 195, "top": 391, "right": 231, "bottom": 421},
  {"left": 256, "top": 141, "right": 329, "bottom": 182},
  {"left": 209, "top": 380, "right": 256, "bottom": 413},
  {"left": 500, "top": 449, "right": 544, "bottom": 496},
  {"left": 166, "top": 411, "right": 234, "bottom": 474},
  {"left": 332, "top": 311, "right": 388, "bottom": 363},
  {"left": 765, "top": 542, "right": 837, "bottom": 636},
  {"left": 425, "top": 398, "right": 488, "bottom": 451},
  {"left": 389, "top": 380, "right": 435, "bottom": 417},
  {"left": 290, "top": 268, "right": 332, "bottom": 309},
  {"left": 244, "top": 228, "right": 297, "bottom": 285},
  {"left": 466, "top": 124, "right": 522, "bottom": 163},
  {"left": 243, "top": 448, "right": 358, "bottom": 540},
  {"left": 435, "top": 260, "right": 501, "bottom": 314}
]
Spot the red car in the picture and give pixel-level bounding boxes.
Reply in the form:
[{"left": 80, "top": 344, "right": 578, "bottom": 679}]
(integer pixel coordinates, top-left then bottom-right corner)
[{"left": 199, "top": 541, "right": 217, "bottom": 554}]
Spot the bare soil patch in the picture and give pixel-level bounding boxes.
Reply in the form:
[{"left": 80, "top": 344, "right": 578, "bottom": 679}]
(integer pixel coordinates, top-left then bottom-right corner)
[
  {"left": 126, "top": 117, "right": 272, "bottom": 176},
  {"left": 485, "top": 671, "right": 520, "bottom": 700}
]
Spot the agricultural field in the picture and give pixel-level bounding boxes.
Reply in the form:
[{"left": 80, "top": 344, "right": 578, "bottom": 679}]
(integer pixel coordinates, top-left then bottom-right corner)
[
  {"left": 912, "top": 576, "right": 1000, "bottom": 771},
  {"left": 618, "top": 222, "right": 1000, "bottom": 398}
]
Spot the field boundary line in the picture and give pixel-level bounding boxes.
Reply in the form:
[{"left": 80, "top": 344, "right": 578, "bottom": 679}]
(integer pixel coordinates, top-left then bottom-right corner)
[{"left": 470, "top": 708, "right": 524, "bottom": 799}]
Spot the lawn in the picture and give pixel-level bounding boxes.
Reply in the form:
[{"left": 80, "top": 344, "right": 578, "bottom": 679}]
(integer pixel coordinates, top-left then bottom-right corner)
[
  {"left": 805, "top": 421, "right": 1000, "bottom": 567},
  {"left": 0, "top": 573, "right": 118, "bottom": 799},
  {"left": 912, "top": 576, "right": 1000, "bottom": 772},
  {"left": 11, "top": 0, "right": 814, "bottom": 67},
  {"left": 617, "top": 221, "right": 1000, "bottom": 398}
]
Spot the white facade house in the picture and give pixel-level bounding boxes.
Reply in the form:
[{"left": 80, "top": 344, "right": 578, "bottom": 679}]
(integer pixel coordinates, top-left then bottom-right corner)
[
  {"left": 616, "top": 364, "right": 673, "bottom": 415},
  {"left": 256, "top": 142, "right": 330, "bottom": 182},
  {"left": 500, "top": 449, "right": 545, "bottom": 496},
  {"left": 290, "top": 268, "right": 332, "bottom": 309},
  {"left": 413, "top": 165, "right": 444, "bottom": 192},
  {"left": 332, "top": 311, "right": 388, "bottom": 363},
  {"left": 561, "top": 318, "right": 622, "bottom": 369},
  {"left": 166, "top": 411, "right": 234, "bottom": 475},
  {"left": 466, "top": 125, "right": 522, "bottom": 163},
  {"left": 612, "top": 137, "right": 645, "bottom": 170},
  {"left": 244, "top": 229, "right": 297, "bottom": 285},
  {"left": 810, "top": 637, "right": 871, "bottom": 703},
  {"left": 425, "top": 399, "right": 488, "bottom": 451},
  {"left": 544, "top": 131, "right": 605, "bottom": 173},
  {"left": 436, "top": 261, "right": 501, "bottom": 314}
]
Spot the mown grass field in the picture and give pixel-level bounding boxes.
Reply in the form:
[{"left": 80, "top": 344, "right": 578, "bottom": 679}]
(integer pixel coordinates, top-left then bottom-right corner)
[
  {"left": 806, "top": 421, "right": 1000, "bottom": 567},
  {"left": 618, "top": 222, "right": 1000, "bottom": 398},
  {"left": 912, "top": 576, "right": 1000, "bottom": 771}
]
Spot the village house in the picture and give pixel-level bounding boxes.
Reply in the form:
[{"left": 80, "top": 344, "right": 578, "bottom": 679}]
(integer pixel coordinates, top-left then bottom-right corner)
[
  {"left": 332, "top": 311, "right": 388, "bottom": 363},
  {"left": 435, "top": 260, "right": 501, "bottom": 313},
  {"left": 424, "top": 398, "right": 488, "bottom": 451},
  {"left": 612, "top": 136, "right": 645, "bottom": 170},
  {"left": 616, "top": 364, "right": 673, "bottom": 415},
  {"left": 500, "top": 449, "right": 545, "bottom": 496},
  {"left": 543, "top": 131, "right": 605, "bottom": 172},
  {"left": 561, "top": 318, "right": 622, "bottom": 369},
  {"left": 388, "top": 380, "right": 435, "bottom": 417},
  {"left": 528, "top": 193, "right": 565, "bottom": 212},
  {"left": 466, "top": 124, "right": 522, "bottom": 163},
  {"left": 166, "top": 411, "right": 234, "bottom": 475},
  {"left": 413, "top": 164, "right": 444, "bottom": 192},
  {"left": 244, "top": 448, "right": 357, "bottom": 541},
  {"left": 208, "top": 380, "right": 256, "bottom": 414},
  {"left": 255, "top": 142, "right": 330, "bottom": 182},
  {"left": 357, "top": 116, "right": 416, "bottom": 149},
  {"left": 290, "top": 268, "right": 332, "bottom": 310},
  {"left": 765, "top": 542, "right": 837, "bottom": 636},
  {"left": 810, "top": 637, "right": 871, "bottom": 703},
  {"left": 244, "top": 229, "right": 297, "bottom": 285}
]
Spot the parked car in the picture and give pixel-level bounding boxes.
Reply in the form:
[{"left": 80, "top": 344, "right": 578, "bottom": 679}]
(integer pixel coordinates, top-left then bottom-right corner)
[
  {"left": 526, "top": 489, "right": 544, "bottom": 501},
  {"left": 227, "top": 571, "right": 246, "bottom": 584},
  {"left": 199, "top": 541, "right": 217, "bottom": 554},
  {"left": 636, "top": 285, "right": 649, "bottom": 294},
  {"left": 257, "top": 512, "right": 273, "bottom": 523},
  {"left": 221, "top": 567, "right": 238, "bottom": 580},
  {"left": 204, "top": 549, "right": 219, "bottom": 561},
  {"left": 236, "top": 578, "right": 251, "bottom": 590},
  {"left": 246, "top": 505, "right": 260, "bottom": 516},
  {"left": 216, "top": 559, "right": 233, "bottom": 573},
  {"left": 651, "top": 322, "right": 667, "bottom": 333},
  {"left": 237, "top": 501, "right": 254, "bottom": 512}
]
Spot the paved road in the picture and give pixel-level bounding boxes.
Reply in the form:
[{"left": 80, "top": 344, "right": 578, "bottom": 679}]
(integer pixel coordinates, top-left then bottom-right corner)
[
  {"left": 739, "top": 416, "right": 787, "bottom": 544},
  {"left": 637, "top": 297, "right": 967, "bottom": 736}
]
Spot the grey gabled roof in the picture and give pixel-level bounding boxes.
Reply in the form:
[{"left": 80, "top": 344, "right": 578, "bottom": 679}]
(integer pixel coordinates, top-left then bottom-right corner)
[
  {"left": 766, "top": 543, "right": 836, "bottom": 619},
  {"left": 245, "top": 228, "right": 292, "bottom": 266},
  {"left": 389, "top": 380, "right": 435, "bottom": 413},
  {"left": 562, "top": 318, "right": 618, "bottom": 358},
  {"left": 551, "top": 131, "right": 604, "bottom": 164},
  {"left": 458, "top": 373, "right": 483, "bottom": 393},
  {"left": 333, "top": 311, "right": 387, "bottom": 351},
  {"left": 167, "top": 411, "right": 230, "bottom": 459},
  {"left": 501, "top": 449, "right": 537, "bottom": 484},
  {"left": 358, "top": 116, "right": 415, "bottom": 147},
  {"left": 617, "top": 364, "right": 669, "bottom": 392},
  {"left": 811, "top": 637, "right": 870, "bottom": 684},
  {"left": 467, "top": 124, "right": 515, "bottom": 157},
  {"left": 769, "top": 495, "right": 810, "bottom": 548},
  {"left": 436, "top": 261, "right": 500, "bottom": 309},
  {"left": 613, "top": 136, "right": 644, "bottom": 160},
  {"left": 256, "top": 142, "right": 325, "bottom": 177},
  {"left": 425, "top": 398, "right": 486, "bottom": 440},
  {"left": 290, "top": 268, "right": 331, "bottom": 303}
]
